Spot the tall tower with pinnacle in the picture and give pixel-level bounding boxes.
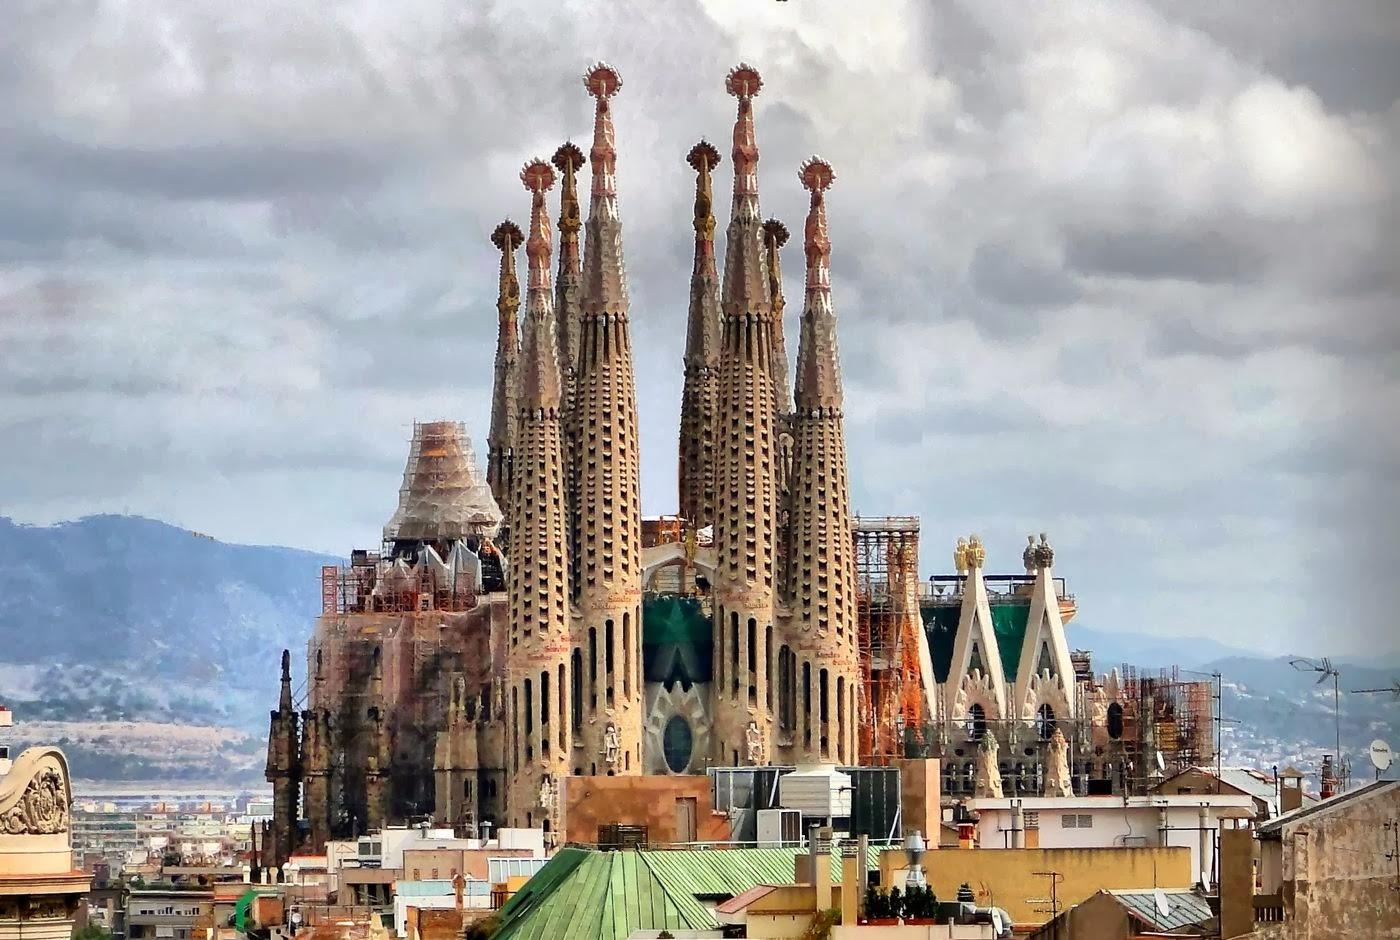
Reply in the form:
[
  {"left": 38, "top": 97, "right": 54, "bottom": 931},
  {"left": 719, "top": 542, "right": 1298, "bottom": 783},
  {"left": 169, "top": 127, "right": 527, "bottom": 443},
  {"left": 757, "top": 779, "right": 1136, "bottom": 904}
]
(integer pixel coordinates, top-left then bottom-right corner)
[
  {"left": 786, "top": 157, "right": 860, "bottom": 764},
  {"left": 506, "top": 158, "right": 573, "bottom": 829},
  {"left": 711, "top": 64, "right": 778, "bottom": 765},
  {"left": 487, "top": 221, "right": 523, "bottom": 516},
  {"left": 678, "top": 140, "right": 723, "bottom": 527},
  {"left": 762, "top": 218, "right": 796, "bottom": 601},
  {"left": 553, "top": 142, "right": 587, "bottom": 594},
  {"left": 570, "top": 63, "right": 644, "bottom": 775},
  {"left": 264, "top": 649, "right": 299, "bottom": 869}
]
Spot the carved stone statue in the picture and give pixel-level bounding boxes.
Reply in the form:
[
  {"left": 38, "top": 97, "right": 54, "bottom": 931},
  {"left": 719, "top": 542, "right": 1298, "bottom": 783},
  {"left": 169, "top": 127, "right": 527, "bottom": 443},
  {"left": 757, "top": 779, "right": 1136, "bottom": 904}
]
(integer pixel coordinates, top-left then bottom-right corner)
[
  {"left": 1044, "top": 728, "right": 1072, "bottom": 797},
  {"left": 603, "top": 722, "right": 621, "bottom": 767},
  {"left": 538, "top": 774, "right": 554, "bottom": 811},
  {"left": 973, "top": 733, "right": 1003, "bottom": 799},
  {"left": 1033, "top": 533, "right": 1054, "bottom": 570},
  {"left": 1022, "top": 535, "right": 1036, "bottom": 573},
  {"left": 745, "top": 720, "right": 763, "bottom": 764},
  {"left": 954, "top": 538, "right": 969, "bottom": 575}
]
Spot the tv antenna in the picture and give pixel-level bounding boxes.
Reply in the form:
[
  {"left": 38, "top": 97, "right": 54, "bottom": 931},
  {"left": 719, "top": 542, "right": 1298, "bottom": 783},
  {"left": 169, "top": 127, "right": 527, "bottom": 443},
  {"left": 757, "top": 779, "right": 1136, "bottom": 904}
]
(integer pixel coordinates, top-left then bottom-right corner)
[
  {"left": 1353, "top": 679, "right": 1400, "bottom": 701},
  {"left": 1291, "top": 657, "right": 1345, "bottom": 788}
]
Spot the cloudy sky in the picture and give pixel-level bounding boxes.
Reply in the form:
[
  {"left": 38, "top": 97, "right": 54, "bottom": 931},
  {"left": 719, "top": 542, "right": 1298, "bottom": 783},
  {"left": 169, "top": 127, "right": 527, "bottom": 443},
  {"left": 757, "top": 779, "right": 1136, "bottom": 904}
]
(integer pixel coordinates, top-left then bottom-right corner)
[{"left": 3, "top": 1, "right": 1397, "bottom": 656}]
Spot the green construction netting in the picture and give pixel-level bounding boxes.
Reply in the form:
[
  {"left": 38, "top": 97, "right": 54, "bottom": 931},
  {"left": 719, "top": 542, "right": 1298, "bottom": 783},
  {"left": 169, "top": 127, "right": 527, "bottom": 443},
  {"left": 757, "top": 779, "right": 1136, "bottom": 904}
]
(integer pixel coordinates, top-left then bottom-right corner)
[
  {"left": 920, "top": 600, "right": 1030, "bottom": 684},
  {"left": 641, "top": 593, "right": 713, "bottom": 685}
]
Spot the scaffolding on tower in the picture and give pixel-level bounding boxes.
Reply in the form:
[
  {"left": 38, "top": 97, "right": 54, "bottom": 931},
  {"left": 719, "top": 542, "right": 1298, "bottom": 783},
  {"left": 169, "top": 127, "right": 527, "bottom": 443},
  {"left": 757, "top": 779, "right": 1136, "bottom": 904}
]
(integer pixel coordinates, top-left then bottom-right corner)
[{"left": 853, "top": 516, "right": 928, "bottom": 764}]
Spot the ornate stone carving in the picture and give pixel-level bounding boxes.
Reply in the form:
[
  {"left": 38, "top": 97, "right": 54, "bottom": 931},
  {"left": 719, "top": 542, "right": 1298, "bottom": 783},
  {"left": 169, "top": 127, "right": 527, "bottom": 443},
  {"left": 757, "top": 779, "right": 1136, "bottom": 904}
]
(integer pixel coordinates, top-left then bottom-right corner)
[
  {"left": 954, "top": 538, "right": 969, "bottom": 575},
  {"left": 745, "top": 720, "right": 763, "bottom": 765},
  {"left": 1044, "top": 728, "right": 1072, "bottom": 797},
  {"left": 603, "top": 722, "right": 620, "bottom": 767},
  {"left": 965, "top": 534, "right": 986, "bottom": 571},
  {"left": 1022, "top": 535, "right": 1036, "bottom": 573},
  {"left": 1, "top": 765, "right": 69, "bottom": 835},
  {"left": 973, "top": 734, "right": 1003, "bottom": 799},
  {"left": 1033, "top": 532, "right": 1054, "bottom": 570}
]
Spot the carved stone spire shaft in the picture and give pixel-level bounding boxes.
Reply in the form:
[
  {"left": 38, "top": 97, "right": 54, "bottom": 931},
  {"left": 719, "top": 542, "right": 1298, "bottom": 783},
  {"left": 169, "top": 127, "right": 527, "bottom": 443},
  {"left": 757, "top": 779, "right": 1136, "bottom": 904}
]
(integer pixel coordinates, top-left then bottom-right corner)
[
  {"left": 794, "top": 158, "right": 842, "bottom": 412},
  {"left": 554, "top": 142, "right": 587, "bottom": 602},
  {"left": 711, "top": 64, "right": 778, "bottom": 764},
  {"left": 679, "top": 140, "right": 722, "bottom": 526},
  {"left": 572, "top": 63, "right": 643, "bottom": 777},
  {"left": 487, "top": 220, "right": 523, "bottom": 515},
  {"left": 763, "top": 219, "right": 792, "bottom": 416},
  {"left": 507, "top": 158, "right": 573, "bottom": 828},
  {"left": 786, "top": 157, "right": 858, "bottom": 765}
]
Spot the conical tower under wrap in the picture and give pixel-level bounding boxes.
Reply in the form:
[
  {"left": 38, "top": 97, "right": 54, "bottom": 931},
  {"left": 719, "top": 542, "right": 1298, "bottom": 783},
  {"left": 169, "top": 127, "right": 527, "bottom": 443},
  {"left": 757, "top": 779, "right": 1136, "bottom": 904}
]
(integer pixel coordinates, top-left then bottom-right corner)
[{"left": 383, "top": 421, "right": 502, "bottom": 544}]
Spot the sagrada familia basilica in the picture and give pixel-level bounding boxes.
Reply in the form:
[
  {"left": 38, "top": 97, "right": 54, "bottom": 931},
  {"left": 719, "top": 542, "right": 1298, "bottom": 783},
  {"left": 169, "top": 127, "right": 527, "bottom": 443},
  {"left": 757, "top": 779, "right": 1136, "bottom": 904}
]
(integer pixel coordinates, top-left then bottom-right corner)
[{"left": 264, "top": 63, "right": 1212, "bottom": 865}]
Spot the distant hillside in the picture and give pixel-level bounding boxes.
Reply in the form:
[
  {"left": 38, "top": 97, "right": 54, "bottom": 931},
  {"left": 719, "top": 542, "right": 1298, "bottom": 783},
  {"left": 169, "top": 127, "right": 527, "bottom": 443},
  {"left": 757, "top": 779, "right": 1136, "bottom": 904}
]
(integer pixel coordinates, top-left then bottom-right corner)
[
  {"left": 0, "top": 515, "right": 335, "bottom": 773},
  {"left": 0, "top": 515, "right": 1395, "bottom": 784}
]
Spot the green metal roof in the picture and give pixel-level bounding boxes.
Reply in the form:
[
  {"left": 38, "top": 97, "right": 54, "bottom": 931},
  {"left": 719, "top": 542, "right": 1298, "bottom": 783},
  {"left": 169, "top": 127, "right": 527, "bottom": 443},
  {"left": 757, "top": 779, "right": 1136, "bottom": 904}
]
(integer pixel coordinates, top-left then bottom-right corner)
[
  {"left": 921, "top": 600, "right": 1030, "bottom": 684},
  {"left": 493, "top": 845, "right": 885, "bottom": 940}
]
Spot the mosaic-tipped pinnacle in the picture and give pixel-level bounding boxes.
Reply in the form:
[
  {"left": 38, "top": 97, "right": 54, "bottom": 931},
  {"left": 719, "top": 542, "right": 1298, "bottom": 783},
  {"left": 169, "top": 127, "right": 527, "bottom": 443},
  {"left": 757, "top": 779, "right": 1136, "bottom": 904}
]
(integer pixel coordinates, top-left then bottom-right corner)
[
  {"left": 762, "top": 218, "right": 789, "bottom": 247},
  {"left": 584, "top": 62, "right": 622, "bottom": 99},
  {"left": 520, "top": 159, "right": 557, "bottom": 193},
  {"left": 551, "top": 141, "right": 586, "bottom": 172},
  {"left": 491, "top": 219, "right": 524, "bottom": 251},
  {"left": 799, "top": 156, "right": 835, "bottom": 193},
  {"left": 726, "top": 63, "right": 763, "bottom": 99},
  {"left": 687, "top": 140, "right": 721, "bottom": 172}
]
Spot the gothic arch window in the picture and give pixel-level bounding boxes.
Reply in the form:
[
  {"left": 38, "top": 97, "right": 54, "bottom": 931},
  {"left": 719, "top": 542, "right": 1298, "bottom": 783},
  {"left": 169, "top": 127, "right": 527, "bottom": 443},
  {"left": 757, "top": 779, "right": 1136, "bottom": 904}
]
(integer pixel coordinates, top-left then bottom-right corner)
[
  {"left": 966, "top": 703, "right": 987, "bottom": 741},
  {"left": 1036, "top": 703, "right": 1056, "bottom": 741},
  {"left": 1107, "top": 702, "right": 1124, "bottom": 740}
]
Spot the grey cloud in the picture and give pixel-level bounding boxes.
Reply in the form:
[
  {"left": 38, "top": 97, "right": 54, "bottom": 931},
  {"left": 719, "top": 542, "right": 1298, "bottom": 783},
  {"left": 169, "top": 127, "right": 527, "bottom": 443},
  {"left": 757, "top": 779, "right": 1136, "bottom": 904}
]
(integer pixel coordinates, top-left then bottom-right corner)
[
  {"left": 1065, "top": 227, "right": 1270, "bottom": 285},
  {"left": 0, "top": 0, "right": 1397, "bottom": 656}
]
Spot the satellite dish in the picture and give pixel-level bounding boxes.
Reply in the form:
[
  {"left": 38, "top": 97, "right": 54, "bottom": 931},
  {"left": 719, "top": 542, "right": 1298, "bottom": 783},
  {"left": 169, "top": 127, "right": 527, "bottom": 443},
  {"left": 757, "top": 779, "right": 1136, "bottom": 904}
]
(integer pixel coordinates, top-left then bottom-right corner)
[
  {"left": 1156, "top": 752, "right": 1166, "bottom": 773},
  {"left": 1154, "top": 887, "right": 1169, "bottom": 917},
  {"left": 1370, "top": 740, "right": 1393, "bottom": 772}
]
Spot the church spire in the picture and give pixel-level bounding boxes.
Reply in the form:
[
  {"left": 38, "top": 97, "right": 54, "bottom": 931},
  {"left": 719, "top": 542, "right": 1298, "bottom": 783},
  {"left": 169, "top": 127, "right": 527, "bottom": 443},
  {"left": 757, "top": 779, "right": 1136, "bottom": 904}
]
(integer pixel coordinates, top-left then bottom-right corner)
[
  {"left": 678, "top": 140, "right": 722, "bottom": 526},
  {"left": 711, "top": 64, "right": 779, "bottom": 765},
  {"left": 552, "top": 142, "right": 586, "bottom": 399},
  {"left": 785, "top": 156, "right": 860, "bottom": 765},
  {"left": 762, "top": 218, "right": 792, "bottom": 415},
  {"left": 520, "top": 160, "right": 561, "bottom": 412},
  {"left": 279, "top": 648, "right": 294, "bottom": 712},
  {"left": 505, "top": 157, "right": 573, "bottom": 828},
  {"left": 487, "top": 220, "right": 523, "bottom": 514},
  {"left": 794, "top": 158, "right": 842, "bottom": 412},
  {"left": 572, "top": 62, "right": 643, "bottom": 777}
]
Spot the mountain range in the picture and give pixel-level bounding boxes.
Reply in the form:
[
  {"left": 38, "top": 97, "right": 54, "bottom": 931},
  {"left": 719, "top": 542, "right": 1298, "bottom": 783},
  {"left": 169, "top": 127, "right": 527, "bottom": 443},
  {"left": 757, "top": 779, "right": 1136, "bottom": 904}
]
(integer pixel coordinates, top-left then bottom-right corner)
[{"left": 0, "top": 515, "right": 1395, "bottom": 785}]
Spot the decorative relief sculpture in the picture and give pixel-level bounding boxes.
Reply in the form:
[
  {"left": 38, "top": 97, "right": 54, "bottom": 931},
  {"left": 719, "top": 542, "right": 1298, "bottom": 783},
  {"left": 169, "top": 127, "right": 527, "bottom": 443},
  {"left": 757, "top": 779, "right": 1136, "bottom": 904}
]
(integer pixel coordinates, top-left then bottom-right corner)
[
  {"left": 603, "top": 722, "right": 620, "bottom": 767},
  {"left": 965, "top": 534, "right": 986, "bottom": 570},
  {"left": 1033, "top": 533, "right": 1054, "bottom": 570},
  {"left": 973, "top": 733, "right": 1003, "bottom": 799},
  {"left": 1044, "top": 728, "right": 1072, "bottom": 797},
  {"left": 1, "top": 764, "right": 69, "bottom": 836},
  {"left": 1022, "top": 535, "right": 1036, "bottom": 573},
  {"left": 954, "top": 538, "right": 969, "bottom": 575}
]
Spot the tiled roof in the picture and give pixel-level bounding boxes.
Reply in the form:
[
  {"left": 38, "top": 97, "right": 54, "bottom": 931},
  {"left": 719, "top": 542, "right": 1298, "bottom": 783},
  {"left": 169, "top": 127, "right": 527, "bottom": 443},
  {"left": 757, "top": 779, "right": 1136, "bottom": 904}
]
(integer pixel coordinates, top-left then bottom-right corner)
[
  {"left": 1107, "top": 888, "right": 1213, "bottom": 932},
  {"left": 493, "top": 845, "right": 882, "bottom": 940},
  {"left": 1258, "top": 779, "right": 1399, "bottom": 835}
]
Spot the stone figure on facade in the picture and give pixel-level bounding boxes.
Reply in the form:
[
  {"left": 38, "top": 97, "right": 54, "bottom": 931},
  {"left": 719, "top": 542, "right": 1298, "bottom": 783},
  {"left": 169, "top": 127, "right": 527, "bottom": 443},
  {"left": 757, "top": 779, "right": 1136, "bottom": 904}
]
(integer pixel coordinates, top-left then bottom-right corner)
[
  {"left": 603, "top": 722, "right": 621, "bottom": 767},
  {"left": 746, "top": 720, "right": 763, "bottom": 764},
  {"left": 1023, "top": 535, "right": 1037, "bottom": 573},
  {"left": 973, "top": 733, "right": 1003, "bottom": 799},
  {"left": 1044, "top": 727, "right": 1072, "bottom": 797},
  {"left": 1034, "top": 533, "right": 1054, "bottom": 570}
]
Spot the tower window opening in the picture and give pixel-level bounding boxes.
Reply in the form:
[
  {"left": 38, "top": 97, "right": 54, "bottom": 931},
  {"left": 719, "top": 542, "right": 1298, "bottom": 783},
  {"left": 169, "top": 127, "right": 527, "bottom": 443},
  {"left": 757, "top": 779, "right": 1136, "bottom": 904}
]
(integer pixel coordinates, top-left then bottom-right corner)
[{"left": 966, "top": 703, "right": 987, "bottom": 741}]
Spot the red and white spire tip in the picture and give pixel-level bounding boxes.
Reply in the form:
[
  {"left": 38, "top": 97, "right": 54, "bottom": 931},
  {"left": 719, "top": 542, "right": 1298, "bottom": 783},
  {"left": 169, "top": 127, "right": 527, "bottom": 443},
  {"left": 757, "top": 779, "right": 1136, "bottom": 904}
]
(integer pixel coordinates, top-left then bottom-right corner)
[
  {"left": 521, "top": 159, "right": 557, "bottom": 288},
  {"left": 725, "top": 63, "right": 763, "bottom": 101},
  {"left": 799, "top": 157, "right": 833, "bottom": 289},
  {"left": 584, "top": 63, "right": 621, "bottom": 199}
]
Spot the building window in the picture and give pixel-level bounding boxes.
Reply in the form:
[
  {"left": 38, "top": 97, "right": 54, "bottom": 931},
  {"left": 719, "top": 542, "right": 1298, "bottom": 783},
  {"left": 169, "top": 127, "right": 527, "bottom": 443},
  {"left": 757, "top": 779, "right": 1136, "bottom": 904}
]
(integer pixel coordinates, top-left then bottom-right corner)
[
  {"left": 1107, "top": 702, "right": 1124, "bottom": 740},
  {"left": 1036, "top": 703, "right": 1056, "bottom": 741},
  {"left": 966, "top": 703, "right": 987, "bottom": 741},
  {"left": 1060, "top": 813, "right": 1093, "bottom": 829},
  {"left": 663, "top": 716, "right": 694, "bottom": 773}
]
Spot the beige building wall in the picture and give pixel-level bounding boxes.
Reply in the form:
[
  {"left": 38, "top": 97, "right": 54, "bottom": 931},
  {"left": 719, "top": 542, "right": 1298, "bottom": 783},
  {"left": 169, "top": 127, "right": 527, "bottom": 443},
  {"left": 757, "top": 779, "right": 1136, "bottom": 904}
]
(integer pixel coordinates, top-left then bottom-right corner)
[{"left": 878, "top": 845, "right": 1192, "bottom": 927}]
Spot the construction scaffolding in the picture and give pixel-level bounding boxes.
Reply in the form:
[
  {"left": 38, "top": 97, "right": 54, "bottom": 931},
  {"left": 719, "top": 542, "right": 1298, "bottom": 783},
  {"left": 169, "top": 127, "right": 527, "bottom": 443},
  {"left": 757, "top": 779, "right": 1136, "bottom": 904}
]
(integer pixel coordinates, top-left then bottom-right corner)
[
  {"left": 1118, "top": 665, "right": 1215, "bottom": 786},
  {"left": 853, "top": 516, "right": 928, "bottom": 764}
]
